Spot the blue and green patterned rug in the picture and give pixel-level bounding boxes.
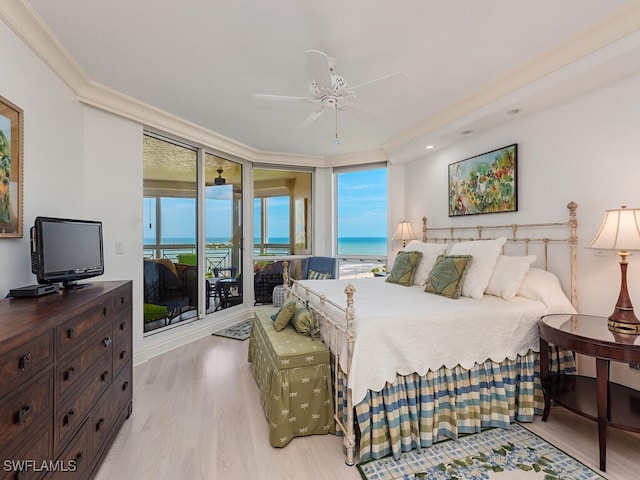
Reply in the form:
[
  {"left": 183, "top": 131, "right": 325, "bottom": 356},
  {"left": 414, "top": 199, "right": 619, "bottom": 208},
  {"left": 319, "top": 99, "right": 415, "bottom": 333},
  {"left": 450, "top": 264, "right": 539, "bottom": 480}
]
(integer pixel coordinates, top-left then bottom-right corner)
[
  {"left": 211, "top": 319, "right": 253, "bottom": 341},
  {"left": 357, "top": 424, "right": 605, "bottom": 480}
]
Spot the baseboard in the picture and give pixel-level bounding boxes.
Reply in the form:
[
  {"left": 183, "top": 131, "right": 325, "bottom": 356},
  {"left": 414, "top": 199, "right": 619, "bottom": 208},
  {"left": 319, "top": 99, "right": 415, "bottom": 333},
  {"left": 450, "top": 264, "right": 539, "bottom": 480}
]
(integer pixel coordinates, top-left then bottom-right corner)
[{"left": 134, "top": 306, "right": 253, "bottom": 366}]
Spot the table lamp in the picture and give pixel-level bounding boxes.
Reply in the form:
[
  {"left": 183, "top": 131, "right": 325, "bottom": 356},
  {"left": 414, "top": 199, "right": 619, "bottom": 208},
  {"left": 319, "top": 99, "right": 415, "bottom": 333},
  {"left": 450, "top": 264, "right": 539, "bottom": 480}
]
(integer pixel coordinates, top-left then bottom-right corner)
[
  {"left": 392, "top": 221, "right": 417, "bottom": 248},
  {"left": 588, "top": 206, "right": 640, "bottom": 332}
]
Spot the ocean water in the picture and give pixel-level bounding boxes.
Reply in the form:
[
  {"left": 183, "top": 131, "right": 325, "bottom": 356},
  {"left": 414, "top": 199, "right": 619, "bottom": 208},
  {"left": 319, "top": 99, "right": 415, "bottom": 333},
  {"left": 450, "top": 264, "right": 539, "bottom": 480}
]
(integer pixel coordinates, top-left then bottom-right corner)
[
  {"left": 337, "top": 237, "right": 386, "bottom": 256},
  {"left": 145, "top": 236, "right": 387, "bottom": 256}
]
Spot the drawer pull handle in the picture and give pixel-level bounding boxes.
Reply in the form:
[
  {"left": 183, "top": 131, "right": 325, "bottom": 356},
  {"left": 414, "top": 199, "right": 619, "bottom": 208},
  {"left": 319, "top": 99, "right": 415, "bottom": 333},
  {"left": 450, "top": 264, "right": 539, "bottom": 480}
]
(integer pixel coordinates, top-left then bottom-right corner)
[
  {"left": 103, "top": 337, "right": 112, "bottom": 347},
  {"left": 63, "top": 408, "right": 76, "bottom": 426},
  {"left": 19, "top": 353, "right": 32, "bottom": 371},
  {"left": 120, "top": 350, "right": 126, "bottom": 360},
  {"left": 16, "top": 403, "right": 33, "bottom": 425},
  {"left": 63, "top": 367, "right": 75, "bottom": 381},
  {"left": 74, "top": 451, "right": 83, "bottom": 464},
  {"left": 103, "top": 307, "right": 108, "bottom": 316},
  {"left": 120, "top": 296, "right": 125, "bottom": 305},
  {"left": 122, "top": 381, "right": 129, "bottom": 392},
  {"left": 120, "top": 321, "right": 126, "bottom": 330},
  {"left": 101, "top": 370, "right": 110, "bottom": 382},
  {"left": 95, "top": 417, "right": 105, "bottom": 432},
  {"left": 67, "top": 327, "right": 76, "bottom": 339}
]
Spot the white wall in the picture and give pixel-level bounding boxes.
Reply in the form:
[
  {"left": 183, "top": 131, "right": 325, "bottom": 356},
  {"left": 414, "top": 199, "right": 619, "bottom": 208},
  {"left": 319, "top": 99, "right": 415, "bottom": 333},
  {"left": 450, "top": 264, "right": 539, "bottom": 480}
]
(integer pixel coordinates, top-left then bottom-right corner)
[
  {"left": 401, "top": 71, "right": 640, "bottom": 386},
  {"left": 0, "top": 18, "right": 84, "bottom": 295},
  {"left": 82, "top": 106, "right": 144, "bottom": 353}
]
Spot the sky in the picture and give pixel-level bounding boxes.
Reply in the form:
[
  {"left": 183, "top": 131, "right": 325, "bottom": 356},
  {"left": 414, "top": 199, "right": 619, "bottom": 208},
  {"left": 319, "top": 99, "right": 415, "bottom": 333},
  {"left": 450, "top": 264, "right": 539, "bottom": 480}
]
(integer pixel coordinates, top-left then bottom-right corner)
[
  {"left": 336, "top": 168, "right": 387, "bottom": 238},
  {"left": 143, "top": 167, "right": 388, "bottom": 242}
]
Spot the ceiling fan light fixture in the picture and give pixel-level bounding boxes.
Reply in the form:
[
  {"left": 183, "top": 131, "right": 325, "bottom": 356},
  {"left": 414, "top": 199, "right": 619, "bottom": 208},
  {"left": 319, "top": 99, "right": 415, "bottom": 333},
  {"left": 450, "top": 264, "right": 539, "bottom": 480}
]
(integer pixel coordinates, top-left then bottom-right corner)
[{"left": 214, "top": 167, "right": 226, "bottom": 185}]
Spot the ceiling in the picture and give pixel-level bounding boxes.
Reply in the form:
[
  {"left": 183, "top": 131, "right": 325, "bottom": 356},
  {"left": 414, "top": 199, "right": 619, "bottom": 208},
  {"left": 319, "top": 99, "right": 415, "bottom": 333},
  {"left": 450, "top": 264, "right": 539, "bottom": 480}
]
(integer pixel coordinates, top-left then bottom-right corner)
[{"left": 21, "top": 0, "right": 640, "bottom": 163}]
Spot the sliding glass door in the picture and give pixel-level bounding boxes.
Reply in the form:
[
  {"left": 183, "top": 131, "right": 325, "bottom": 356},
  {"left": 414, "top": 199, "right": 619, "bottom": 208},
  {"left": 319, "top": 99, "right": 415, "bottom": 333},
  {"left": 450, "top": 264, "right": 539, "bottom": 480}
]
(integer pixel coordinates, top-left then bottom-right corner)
[
  {"left": 204, "top": 154, "right": 243, "bottom": 312},
  {"left": 143, "top": 133, "right": 243, "bottom": 334}
]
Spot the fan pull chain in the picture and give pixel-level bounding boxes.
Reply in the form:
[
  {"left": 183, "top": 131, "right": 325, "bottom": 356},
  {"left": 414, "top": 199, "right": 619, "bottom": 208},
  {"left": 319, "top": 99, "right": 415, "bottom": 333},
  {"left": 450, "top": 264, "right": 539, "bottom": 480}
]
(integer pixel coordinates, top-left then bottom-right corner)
[{"left": 334, "top": 104, "right": 340, "bottom": 146}]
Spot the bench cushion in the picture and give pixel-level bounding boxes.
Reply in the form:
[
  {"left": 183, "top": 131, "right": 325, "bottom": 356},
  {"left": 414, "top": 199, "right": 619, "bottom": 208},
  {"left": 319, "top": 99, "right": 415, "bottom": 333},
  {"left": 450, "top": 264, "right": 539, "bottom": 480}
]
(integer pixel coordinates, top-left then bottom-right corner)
[{"left": 255, "top": 307, "right": 329, "bottom": 369}]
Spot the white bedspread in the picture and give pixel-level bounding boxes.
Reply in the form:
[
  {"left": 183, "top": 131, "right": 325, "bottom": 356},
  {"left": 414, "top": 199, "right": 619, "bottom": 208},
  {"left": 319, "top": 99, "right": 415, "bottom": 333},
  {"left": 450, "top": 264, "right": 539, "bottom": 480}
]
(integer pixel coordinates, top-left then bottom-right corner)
[{"left": 293, "top": 277, "right": 559, "bottom": 405}]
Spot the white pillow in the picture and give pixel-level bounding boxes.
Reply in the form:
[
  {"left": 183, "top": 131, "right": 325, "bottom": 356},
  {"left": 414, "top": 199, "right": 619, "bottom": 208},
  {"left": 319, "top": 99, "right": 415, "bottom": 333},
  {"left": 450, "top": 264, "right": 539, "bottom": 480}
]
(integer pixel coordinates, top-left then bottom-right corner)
[
  {"left": 485, "top": 255, "right": 536, "bottom": 301},
  {"left": 517, "top": 268, "right": 577, "bottom": 314},
  {"left": 403, "top": 240, "right": 447, "bottom": 285},
  {"left": 449, "top": 237, "right": 506, "bottom": 299}
]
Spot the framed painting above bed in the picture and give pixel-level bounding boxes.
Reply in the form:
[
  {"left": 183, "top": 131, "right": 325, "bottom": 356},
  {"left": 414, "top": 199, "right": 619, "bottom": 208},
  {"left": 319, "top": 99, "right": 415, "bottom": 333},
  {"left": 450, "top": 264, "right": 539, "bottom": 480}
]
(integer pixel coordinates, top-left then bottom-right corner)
[{"left": 449, "top": 143, "right": 517, "bottom": 217}]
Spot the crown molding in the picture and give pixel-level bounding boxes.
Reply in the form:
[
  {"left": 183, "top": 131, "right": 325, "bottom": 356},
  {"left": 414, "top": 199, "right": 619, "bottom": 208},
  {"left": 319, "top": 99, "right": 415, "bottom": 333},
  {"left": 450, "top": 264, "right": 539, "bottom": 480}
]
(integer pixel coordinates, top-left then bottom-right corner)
[
  {"left": 383, "top": 1, "right": 640, "bottom": 154},
  {"left": 0, "top": 0, "right": 89, "bottom": 92},
  {"left": 324, "top": 149, "right": 388, "bottom": 168},
  {"left": 6, "top": 0, "right": 640, "bottom": 168}
]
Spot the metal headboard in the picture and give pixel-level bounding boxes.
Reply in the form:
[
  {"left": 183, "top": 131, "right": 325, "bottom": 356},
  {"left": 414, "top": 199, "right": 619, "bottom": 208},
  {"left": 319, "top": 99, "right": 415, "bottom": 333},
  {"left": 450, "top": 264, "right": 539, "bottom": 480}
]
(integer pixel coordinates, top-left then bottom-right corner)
[{"left": 421, "top": 201, "right": 578, "bottom": 308}]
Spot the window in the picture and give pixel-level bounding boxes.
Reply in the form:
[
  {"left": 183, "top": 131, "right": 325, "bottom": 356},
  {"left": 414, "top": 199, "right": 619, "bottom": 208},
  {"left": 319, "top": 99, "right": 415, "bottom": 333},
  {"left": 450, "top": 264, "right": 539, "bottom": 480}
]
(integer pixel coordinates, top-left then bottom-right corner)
[
  {"left": 335, "top": 165, "right": 388, "bottom": 277},
  {"left": 253, "top": 167, "right": 312, "bottom": 256}
]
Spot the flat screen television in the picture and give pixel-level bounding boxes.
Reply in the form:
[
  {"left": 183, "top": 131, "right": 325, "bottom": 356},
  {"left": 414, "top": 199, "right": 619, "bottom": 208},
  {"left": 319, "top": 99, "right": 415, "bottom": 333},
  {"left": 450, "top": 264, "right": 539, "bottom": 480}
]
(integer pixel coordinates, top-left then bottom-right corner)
[{"left": 31, "top": 216, "right": 104, "bottom": 288}]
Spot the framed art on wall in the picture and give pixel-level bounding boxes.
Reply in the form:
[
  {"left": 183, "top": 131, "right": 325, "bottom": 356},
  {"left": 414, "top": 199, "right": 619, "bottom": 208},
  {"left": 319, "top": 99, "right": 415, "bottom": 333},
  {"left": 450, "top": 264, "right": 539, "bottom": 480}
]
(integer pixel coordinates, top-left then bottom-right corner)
[
  {"left": 448, "top": 144, "right": 517, "bottom": 217},
  {"left": 0, "top": 94, "right": 23, "bottom": 237}
]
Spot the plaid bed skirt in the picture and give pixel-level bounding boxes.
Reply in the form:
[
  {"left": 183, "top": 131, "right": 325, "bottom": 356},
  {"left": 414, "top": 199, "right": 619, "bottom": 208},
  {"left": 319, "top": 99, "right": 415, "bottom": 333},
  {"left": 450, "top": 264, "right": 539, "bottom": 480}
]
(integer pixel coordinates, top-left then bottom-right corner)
[{"left": 335, "top": 347, "right": 575, "bottom": 462}]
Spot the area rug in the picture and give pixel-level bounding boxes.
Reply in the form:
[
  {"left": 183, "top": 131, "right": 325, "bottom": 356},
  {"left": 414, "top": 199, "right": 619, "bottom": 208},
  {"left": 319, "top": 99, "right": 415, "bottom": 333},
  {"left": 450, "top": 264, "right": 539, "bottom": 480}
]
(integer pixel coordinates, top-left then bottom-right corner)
[
  {"left": 357, "top": 424, "right": 605, "bottom": 480},
  {"left": 211, "top": 319, "right": 253, "bottom": 341}
]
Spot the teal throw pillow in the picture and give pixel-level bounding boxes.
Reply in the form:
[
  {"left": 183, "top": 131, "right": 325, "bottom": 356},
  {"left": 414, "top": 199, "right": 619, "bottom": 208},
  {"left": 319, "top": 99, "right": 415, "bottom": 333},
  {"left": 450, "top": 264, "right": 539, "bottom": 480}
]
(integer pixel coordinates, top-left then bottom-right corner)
[
  {"left": 425, "top": 255, "right": 472, "bottom": 299},
  {"left": 386, "top": 250, "right": 423, "bottom": 286}
]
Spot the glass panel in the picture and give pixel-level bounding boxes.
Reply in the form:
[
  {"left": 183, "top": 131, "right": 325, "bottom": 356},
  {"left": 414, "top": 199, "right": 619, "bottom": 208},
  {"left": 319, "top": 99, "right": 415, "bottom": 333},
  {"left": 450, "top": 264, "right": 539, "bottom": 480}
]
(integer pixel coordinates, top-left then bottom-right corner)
[
  {"left": 254, "top": 167, "right": 312, "bottom": 257},
  {"left": 336, "top": 166, "right": 388, "bottom": 279},
  {"left": 205, "top": 154, "right": 243, "bottom": 312},
  {"left": 143, "top": 134, "right": 198, "bottom": 333}
]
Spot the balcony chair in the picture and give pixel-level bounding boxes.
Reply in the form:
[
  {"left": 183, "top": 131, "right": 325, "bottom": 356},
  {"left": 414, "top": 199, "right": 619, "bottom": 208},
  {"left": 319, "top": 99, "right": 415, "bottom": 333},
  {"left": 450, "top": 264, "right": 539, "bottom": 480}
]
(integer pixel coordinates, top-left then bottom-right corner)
[
  {"left": 143, "top": 259, "right": 189, "bottom": 325},
  {"left": 302, "top": 256, "right": 338, "bottom": 280}
]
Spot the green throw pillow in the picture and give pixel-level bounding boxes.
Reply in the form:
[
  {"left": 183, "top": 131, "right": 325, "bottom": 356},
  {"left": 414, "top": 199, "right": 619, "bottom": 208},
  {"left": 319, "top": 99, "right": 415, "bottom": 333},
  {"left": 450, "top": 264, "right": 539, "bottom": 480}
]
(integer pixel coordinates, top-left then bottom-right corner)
[
  {"left": 386, "top": 250, "right": 423, "bottom": 286},
  {"left": 271, "top": 299, "right": 297, "bottom": 331},
  {"left": 291, "top": 303, "right": 320, "bottom": 338},
  {"left": 425, "top": 254, "right": 472, "bottom": 299}
]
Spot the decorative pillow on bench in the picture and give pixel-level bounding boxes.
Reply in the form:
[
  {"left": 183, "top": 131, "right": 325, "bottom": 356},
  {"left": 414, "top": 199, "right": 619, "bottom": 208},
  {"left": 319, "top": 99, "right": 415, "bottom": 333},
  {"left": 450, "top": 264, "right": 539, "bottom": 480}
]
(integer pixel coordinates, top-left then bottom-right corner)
[{"left": 271, "top": 299, "right": 297, "bottom": 331}]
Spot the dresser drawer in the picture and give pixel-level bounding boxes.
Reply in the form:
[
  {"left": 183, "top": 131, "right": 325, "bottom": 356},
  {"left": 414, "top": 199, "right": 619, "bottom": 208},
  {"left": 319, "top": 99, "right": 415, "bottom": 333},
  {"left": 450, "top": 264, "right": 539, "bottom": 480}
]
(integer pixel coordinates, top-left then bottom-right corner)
[
  {"left": 90, "top": 365, "right": 132, "bottom": 457},
  {"left": 51, "top": 420, "right": 89, "bottom": 480},
  {"left": 56, "top": 322, "right": 113, "bottom": 400},
  {"left": 0, "top": 424, "right": 52, "bottom": 480},
  {"left": 0, "top": 369, "right": 53, "bottom": 456},
  {"left": 0, "top": 330, "right": 54, "bottom": 398},
  {"left": 114, "top": 287, "right": 132, "bottom": 316},
  {"left": 55, "top": 356, "right": 112, "bottom": 449},
  {"left": 56, "top": 297, "right": 114, "bottom": 359}
]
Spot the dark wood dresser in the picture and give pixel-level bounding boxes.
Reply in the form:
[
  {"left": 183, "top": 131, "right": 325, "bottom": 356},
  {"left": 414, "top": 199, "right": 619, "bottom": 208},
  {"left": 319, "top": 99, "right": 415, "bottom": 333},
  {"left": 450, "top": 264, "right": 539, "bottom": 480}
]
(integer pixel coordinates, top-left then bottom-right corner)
[{"left": 0, "top": 281, "right": 132, "bottom": 480}]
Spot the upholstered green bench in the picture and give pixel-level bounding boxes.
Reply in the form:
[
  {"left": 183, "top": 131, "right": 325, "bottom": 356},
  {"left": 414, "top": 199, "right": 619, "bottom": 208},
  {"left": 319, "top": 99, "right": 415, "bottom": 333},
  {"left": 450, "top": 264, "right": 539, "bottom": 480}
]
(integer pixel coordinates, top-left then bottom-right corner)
[{"left": 248, "top": 307, "right": 335, "bottom": 447}]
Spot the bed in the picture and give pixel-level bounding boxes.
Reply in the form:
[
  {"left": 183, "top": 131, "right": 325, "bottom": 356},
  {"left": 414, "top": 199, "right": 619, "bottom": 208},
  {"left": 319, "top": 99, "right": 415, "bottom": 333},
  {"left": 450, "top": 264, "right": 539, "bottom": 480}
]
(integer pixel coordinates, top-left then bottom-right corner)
[{"left": 282, "top": 201, "right": 579, "bottom": 465}]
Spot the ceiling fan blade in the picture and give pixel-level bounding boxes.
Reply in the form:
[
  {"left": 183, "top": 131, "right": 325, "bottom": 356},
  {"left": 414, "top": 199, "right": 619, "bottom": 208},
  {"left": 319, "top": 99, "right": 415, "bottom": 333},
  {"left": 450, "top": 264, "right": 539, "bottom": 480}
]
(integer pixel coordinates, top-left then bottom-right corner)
[
  {"left": 350, "top": 71, "right": 409, "bottom": 92},
  {"left": 296, "top": 110, "right": 325, "bottom": 129},
  {"left": 305, "top": 50, "right": 332, "bottom": 88},
  {"left": 252, "top": 93, "right": 315, "bottom": 103},
  {"left": 344, "top": 104, "right": 378, "bottom": 124}
]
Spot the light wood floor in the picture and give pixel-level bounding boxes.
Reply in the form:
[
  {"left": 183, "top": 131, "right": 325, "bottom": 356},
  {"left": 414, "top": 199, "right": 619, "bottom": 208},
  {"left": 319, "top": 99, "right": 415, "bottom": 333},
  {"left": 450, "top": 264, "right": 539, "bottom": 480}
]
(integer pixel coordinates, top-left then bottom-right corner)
[{"left": 95, "top": 331, "right": 640, "bottom": 480}]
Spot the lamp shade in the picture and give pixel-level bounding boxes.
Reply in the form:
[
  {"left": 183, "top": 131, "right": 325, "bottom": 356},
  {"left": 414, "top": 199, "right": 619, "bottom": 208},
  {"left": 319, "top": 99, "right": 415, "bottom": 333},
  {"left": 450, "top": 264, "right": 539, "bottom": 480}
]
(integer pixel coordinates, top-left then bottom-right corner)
[
  {"left": 392, "top": 221, "right": 417, "bottom": 242},
  {"left": 588, "top": 207, "right": 640, "bottom": 251}
]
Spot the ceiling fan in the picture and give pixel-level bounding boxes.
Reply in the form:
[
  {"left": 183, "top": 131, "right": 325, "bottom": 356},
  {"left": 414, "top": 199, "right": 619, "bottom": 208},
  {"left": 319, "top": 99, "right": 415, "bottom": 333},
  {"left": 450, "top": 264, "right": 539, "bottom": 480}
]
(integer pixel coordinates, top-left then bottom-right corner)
[{"left": 252, "top": 50, "right": 408, "bottom": 132}]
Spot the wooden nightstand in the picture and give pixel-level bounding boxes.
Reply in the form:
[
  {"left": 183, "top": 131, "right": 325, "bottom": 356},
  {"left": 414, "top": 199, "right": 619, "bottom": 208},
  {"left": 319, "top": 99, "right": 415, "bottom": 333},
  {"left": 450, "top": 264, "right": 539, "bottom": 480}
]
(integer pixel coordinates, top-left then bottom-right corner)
[{"left": 539, "top": 313, "right": 640, "bottom": 472}]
